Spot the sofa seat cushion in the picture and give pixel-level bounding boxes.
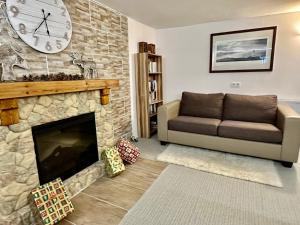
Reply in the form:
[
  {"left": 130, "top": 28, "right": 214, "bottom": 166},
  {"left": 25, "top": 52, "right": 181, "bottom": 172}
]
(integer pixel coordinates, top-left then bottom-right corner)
[
  {"left": 168, "top": 116, "right": 221, "bottom": 136},
  {"left": 223, "top": 94, "right": 278, "bottom": 124},
  {"left": 218, "top": 120, "right": 283, "bottom": 144},
  {"left": 179, "top": 92, "right": 224, "bottom": 119}
]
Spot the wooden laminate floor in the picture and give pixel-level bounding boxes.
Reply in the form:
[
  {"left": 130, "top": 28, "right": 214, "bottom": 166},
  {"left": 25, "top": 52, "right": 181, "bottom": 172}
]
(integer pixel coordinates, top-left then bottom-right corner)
[{"left": 58, "top": 158, "right": 168, "bottom": 225}]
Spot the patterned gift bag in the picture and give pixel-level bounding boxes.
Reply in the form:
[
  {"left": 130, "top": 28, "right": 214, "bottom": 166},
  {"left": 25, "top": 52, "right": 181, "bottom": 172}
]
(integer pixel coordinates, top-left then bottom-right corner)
[
  {"left": 101, "top": 146, "right": 125, "bottom": 177},
  {"left": 31, "top": 178, "right": 74, "bottom": 225},
  {"left": 117, "top": 138, "right": 140, "bottom": 164}
]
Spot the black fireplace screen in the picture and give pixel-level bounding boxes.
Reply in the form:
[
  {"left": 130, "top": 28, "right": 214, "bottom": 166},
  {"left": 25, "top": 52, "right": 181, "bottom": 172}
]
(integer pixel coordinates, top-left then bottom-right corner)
[{"left": 32, "top": 112, "right": 99, "bottom": 185}]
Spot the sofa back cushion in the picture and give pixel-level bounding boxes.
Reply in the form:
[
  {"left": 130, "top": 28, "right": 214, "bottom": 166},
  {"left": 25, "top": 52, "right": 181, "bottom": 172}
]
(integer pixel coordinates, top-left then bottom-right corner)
[
  {"left": 223, "top": 94, "right": 278, "bottom": 124},
  {"left": 179, "top": 92, "right": 224, "bottom": 119}
]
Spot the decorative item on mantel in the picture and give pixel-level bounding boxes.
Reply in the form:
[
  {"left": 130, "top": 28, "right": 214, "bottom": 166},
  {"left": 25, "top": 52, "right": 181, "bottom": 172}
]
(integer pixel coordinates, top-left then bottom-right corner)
[
  {"left": 0, "top": 42, "right": 29, "bottom": 82},
  {"left": 0, "top": 2, "right": 29, "bottom": 82},
  {"left": 23, "top": 73, "right": 84, "bottom": 82},
  {"left": 70, "top": 52, "right": 97, "bottom": 79}
]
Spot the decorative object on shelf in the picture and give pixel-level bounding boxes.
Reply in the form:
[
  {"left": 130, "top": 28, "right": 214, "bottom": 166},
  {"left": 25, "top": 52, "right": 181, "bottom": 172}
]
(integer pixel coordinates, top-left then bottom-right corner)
[
  {"left": 101, "top": 146, "right": 125, "bottom": 177},
  {"left": 6, "top": 0, "right": 72, "bottom": 54},
  {"left": 138, "top": 42, "right": 156, "bottom": 54},
  {"left": 0, "top": 2, "right": 29, "bottom": 82},
  {"left": 31, "top": 178, "right": 74, "bottom": 225},
  {"left": 149, "top": 104, "right": 157, "bottom": 115},
  {"left": 148, "top": 43, "right": 156, "bottom": 54},
  {"left": 210, "top": 26, "right": 277, "bottom": 73},
  {"left": 149, "top": 80, "right": 157, "bottom": 102},
  {"left": 138, "top": 42, "right": 148, "bottom": 53},
  {"left": 149, "top": 61, "right": 158, "bottom": 73},
  {"left": 70, "top": 52, "right": 97, "bottom": 79},
  {"left": 22, "top": 73, "right": 84, "bottom": 82},
  {"left": 150, "top": 120, "right": 157, "bottom": 131},
  {"left": 117, "top": 138, "right": 140, "bottom": 164}
]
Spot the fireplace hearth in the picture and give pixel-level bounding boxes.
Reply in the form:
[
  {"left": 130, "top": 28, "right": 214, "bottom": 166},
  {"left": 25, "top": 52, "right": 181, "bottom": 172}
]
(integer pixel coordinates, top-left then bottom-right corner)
[{"left": 32, "top": 113, "right": 99, "bottom": 185}]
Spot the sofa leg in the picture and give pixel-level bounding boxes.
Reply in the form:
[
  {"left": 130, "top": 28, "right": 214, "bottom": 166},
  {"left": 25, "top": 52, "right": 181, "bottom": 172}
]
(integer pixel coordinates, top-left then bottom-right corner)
[
  {"left": 160, "top": 141, "right": 168, "bottom": 146},
  {"left": 282, "top": 161, "right": 293, "bottom": 168}
]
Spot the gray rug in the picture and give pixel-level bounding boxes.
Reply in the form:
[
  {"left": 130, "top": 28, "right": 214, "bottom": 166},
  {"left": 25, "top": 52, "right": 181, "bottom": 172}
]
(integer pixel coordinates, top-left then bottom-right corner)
[{"left": 119, "top": 164, "right": 300, "bottom": 225}]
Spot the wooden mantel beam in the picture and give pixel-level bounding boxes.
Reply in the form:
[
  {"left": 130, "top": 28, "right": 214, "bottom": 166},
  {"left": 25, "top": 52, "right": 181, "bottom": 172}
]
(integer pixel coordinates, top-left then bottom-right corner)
[
  {"left": 0, "top": 79, "right": 119, "bottom": 126},
  {"left": 0, "top": 79, "right": 119, "bottom": 100}
]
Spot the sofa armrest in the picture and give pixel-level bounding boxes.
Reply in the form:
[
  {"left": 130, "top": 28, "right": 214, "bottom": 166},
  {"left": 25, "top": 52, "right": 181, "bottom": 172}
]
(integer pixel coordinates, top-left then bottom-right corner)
[
  {"left": 158, "top": 100, "right": 180, "bottom": 141},
  {"left": 277, "top": 104, "right": 300, "bottom": 162}
]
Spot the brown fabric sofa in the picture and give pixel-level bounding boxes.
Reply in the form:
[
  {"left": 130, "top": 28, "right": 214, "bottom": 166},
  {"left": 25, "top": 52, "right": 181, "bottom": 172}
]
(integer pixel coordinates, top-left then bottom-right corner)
[{"left": 158, "top": 92, "right": 300, "bottom": 167}]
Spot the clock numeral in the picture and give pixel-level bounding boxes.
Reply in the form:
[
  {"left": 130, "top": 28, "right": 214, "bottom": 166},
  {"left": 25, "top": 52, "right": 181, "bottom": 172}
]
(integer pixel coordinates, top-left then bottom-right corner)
[
  {"left": 56, "top": 40, "right": 62, "bottom": 49},
  {"left": 61, "top": 7, "right": 66, "bottom": 16},
  {"left": 33, "top": 34, "right": 39, "bottom": 46},
  {"left": 19, "top": 23, "right": 27, "bottom": 34},
  {"left": 17, "top": 0, "right": 26, "bottom": 4},
  {"left": 66, "top": 21, "right": 71, "bottom": 30},
  {"left": 10, "top": 6, "right": 19, "bottom": 17},
  {"left": 46, "top": 41, "right": 52, "bottom": 51},
  {"left": 63, "top": 32, "right": 69, "bottom": 41}
]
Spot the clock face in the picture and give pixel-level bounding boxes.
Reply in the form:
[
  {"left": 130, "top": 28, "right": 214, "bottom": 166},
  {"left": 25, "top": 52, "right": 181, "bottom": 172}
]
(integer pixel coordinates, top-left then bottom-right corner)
[{"left": 6, "top": 0, "right": 72, "bottom": 54}]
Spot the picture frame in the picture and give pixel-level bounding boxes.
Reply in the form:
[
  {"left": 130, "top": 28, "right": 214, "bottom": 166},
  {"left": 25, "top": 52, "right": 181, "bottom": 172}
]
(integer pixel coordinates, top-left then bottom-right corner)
[{"left": 209, "top": 26, "right": 277, "bottom": 73}]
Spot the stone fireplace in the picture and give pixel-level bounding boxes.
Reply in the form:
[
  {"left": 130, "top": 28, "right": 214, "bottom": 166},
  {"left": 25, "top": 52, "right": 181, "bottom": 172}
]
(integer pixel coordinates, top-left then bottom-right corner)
[
  {"left": 0, "top": 0, "right": 131, "bottom": 224},
  {"left": 0, "top": 90, "right": 116, "bottom": 224}
]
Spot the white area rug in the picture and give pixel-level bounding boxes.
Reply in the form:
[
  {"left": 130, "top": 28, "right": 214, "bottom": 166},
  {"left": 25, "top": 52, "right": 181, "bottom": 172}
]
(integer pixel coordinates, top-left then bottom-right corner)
[{"left": 157, "top": 144, "right": 283, "bottom": 187}]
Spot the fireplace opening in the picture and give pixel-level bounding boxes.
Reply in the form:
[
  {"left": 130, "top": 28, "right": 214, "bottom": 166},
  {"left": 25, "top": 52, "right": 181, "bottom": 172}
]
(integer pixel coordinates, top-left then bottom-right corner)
[{"left": 32, "top": 112, "right": 99, "bottom": 185}]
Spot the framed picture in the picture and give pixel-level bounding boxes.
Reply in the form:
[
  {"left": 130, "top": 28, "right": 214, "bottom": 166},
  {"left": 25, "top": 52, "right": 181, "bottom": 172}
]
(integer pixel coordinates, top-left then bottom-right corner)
[{"left": 209, "top": 26, "right": 277, "bottom": 73}]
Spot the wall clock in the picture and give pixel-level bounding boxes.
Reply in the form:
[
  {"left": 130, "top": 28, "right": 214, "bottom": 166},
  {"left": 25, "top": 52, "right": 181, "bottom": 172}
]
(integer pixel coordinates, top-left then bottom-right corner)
[{"left": 6, "top": 0, "right": 72, "bottom": 54}]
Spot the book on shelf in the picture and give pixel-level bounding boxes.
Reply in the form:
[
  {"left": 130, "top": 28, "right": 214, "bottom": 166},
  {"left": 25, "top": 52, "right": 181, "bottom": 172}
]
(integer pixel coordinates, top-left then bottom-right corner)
[
  {"left": 149, "top": 104, "right": 157, "bottom": 115},
  {"left": 148, "top": 80, "right": 157, "bottom": 103},
  {"left": 150, "top": 120, "right": 158, "bottom": 129},
  {"left": 149, "top": 61, "right": 158, "bottom": 73}
]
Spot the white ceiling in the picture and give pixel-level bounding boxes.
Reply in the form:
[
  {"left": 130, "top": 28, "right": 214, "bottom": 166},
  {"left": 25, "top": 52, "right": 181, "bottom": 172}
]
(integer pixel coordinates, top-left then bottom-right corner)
[{"left": 96, "top": 0, "right": 300, "bottom": 28}]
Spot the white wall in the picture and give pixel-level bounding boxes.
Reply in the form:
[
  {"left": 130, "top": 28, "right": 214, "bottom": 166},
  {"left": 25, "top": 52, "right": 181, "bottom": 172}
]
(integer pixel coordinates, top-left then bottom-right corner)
[
  {"left": 128, "top": 18, "right": 156, "bottom": 137},
  {"left": 157, "top": 12, "right": 300, "bottom": 102}
]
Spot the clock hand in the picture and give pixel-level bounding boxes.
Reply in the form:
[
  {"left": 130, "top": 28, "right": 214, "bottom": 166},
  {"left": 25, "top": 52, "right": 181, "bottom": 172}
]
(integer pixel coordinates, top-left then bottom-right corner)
[
  {"left": 45, "top": 16, "right": 51, "bottom": 37},
  {"left": 34, "top": 18, "right": 46, "bottom": 34},
  {"left": 34, "top": 9, "right": 51, "bottom": 34},
  {"left": 42, "top": 10, "right": 51, "bottom": 37}
]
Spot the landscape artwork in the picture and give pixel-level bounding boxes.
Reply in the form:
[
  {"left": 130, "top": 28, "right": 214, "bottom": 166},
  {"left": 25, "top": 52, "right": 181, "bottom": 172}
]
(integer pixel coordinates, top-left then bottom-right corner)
[
  {"left": 210, "top": 27, "right": 277, "bottom": 72},
  {"left": 216, "top": 38, "right": 268, "bottom": 63}
]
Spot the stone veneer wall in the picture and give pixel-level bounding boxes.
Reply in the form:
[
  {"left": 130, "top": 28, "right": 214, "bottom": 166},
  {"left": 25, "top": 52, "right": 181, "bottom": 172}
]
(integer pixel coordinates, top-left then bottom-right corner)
[
  {"left": 0, "top": 0, "right": 131, "bottom": 224},
  {"left": 1, "top": 0, "right": 131, "bottom": 139},
  {"left": 1, "top": 92, "right": 113, "bottom": 224}
]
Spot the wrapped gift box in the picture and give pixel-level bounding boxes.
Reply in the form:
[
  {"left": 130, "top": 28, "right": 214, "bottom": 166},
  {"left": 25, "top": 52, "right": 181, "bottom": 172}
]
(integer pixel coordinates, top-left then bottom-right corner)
[
  {"left": 31, "top": 178, "right": 74, "bottom": 225},
  {"left": 117, "top": 138, "right": 140, "bottom": 164},
  {"left": 101, "top": 146, "right": 125, "bottom": 177}
]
